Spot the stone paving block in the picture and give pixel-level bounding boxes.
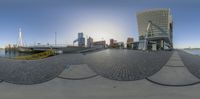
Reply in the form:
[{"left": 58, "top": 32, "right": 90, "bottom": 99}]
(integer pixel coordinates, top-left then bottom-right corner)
[
  {"left": 0, "top": 53, "right": 85, "bottom": 85},
  {"left": 58, "top": 64, "right": 98, "bottom": 80},
  {"left": 84, "top": 49, "right": 172, "bottom": 81}
]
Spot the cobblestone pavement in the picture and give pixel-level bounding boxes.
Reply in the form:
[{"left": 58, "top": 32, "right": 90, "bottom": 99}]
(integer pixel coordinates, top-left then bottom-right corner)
[
  {"left": 58, "top": 64, "right": 98, "bottom": 80},
  {"left": 83, "top": 49, "right": 172, "bottom": 81},
  {"left": 178, "top": 50, "right": 200, "bottom": 79},
  {"left": 0, "top": 49, "right": 173, "bottom": 84},
  {"left": 0, "top": 53, "right": 84, "bottom": 85}
]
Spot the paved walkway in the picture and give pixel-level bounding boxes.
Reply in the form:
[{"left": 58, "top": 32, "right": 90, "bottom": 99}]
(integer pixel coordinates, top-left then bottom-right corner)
[
  {"left": 84, "top": 49, "right": 172, "bottom": 81},
  {"left": 1, "top": 49, "right": 200, "bottom": 86},
  {"left": 0, "top": 49, "right": 173, "bottom": 84},
  {"left": 0, "top": 50, "right": 200, "bottom": 98},
  {"left": 178, "top": 50, "right": 200, "bottom": 79},
  {"left": 1, "top": 75, "right": 200, "bottom": 99},
  {"left": 58, "top": 64, "right": 98, "bottom": 80},
  {"left": 147, "top": 51, "right": 200, "bottom": 86},
  {"left": 0, "top": 53, "right": 85, "bottom": 85}
]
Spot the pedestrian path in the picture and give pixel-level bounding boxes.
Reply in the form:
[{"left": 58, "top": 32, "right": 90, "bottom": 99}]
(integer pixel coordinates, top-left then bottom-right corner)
[
  {"left": 146, "top": 51, "right": 200, "bottom": 86},
  {"left": 58, "top": 64, "right": 98, "bottom": 80}
]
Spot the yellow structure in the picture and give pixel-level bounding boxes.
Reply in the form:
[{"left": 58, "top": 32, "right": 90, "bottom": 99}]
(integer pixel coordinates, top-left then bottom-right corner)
[{"left": 14, "top": 49, "right": 55, "bottom": 60}]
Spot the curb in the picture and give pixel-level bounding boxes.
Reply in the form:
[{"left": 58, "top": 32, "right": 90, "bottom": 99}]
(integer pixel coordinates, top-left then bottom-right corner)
[
  {"left": 146, "top": 77, "right": 200, "bottom": 87},
  {"left": 57, "top": 74, "right": 99, "bottom": 80}
]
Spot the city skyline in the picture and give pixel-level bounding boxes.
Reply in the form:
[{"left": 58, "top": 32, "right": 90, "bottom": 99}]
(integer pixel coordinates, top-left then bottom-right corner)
[{"left": 0, "top": 0, "right": 200, "bottom": 48}]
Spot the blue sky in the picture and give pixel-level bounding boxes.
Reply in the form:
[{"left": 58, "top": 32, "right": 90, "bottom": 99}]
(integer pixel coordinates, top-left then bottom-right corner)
[{"left": 0, "top": 0, "right": 200, "bottom": 48}]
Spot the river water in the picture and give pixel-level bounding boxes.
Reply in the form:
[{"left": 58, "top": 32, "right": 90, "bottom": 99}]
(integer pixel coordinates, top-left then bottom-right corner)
[
  {"left": 0, "top": 49, "right": 30, "bottom": 58},
  {"left": 0, "top": 50, "right": 5, "bottom": 57},
  {"left": 184, "top": 50, "right": 200, "bottom": 55}
]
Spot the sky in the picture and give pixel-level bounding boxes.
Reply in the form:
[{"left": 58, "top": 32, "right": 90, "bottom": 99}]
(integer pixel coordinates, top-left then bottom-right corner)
[{"left": 0, "top": 0, "right": 200, "bottom": 48}]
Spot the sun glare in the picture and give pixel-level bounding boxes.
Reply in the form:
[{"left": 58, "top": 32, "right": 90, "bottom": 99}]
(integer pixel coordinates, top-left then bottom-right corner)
[{"left": 76, "top": 20, "right": 127, "bottom": 44}]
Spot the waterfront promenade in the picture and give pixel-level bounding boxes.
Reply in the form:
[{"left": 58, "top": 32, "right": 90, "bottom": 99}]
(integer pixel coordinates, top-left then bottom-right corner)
[
  {"left": 147, "top": 51, "right": 200, "bottom": 86},
  {"left": 0, "top": 49, "right": 173, "bottom": 84},
  {"left": 0, "top": 49, "right": 200, "bottom": 98}
]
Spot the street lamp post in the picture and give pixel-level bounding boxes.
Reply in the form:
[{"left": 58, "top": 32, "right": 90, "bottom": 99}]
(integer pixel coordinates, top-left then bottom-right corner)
[{"left": 55, "top": 32, "right": 57, "bottom": 46}]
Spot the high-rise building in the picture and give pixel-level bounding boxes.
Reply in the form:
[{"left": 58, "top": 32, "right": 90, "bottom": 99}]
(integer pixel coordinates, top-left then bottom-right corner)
[
  {"left": 87, "top": 37, "right": 93, "bottom": 48},
  {"left": 127, "top": 37, "right": 134, "bottom": 49},
  {"left": 78, "top": 32, "right": 85, "bottom": 47},
  {"left": 110, "top": 39, "right": 114, "bottom": 46},
  {"left": 73, "top": 32, "right": 85, "bottom": 47},
  {"left": 109, "top": 39, "right": 117, "bottom": 47},
  {"left": 137, "top": 8, "right": 173, "bottom": 50}
]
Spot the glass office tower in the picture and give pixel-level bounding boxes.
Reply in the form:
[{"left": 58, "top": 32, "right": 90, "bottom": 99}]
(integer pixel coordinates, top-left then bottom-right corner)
[{"left": 137, "top": 9, "right": 173, "bottom": 50}]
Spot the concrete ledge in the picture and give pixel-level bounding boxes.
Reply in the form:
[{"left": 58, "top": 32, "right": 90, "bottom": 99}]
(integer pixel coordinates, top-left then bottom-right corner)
[{"left": 146, "top": 77, "right": 200, "bottom": 87}]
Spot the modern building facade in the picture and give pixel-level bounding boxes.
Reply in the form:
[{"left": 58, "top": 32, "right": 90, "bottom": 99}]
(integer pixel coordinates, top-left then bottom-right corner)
[
  {"left": 87, "top": 37, "right": 93, "bottom": 48},
  {"left": 109, "top": 39, "right": 118, "bottom": 48},
  {"left": 93, "top": 41, "right": 106, "bottom": 48},
  {"left": 73, "top": 32, "right": 85, "bottom": 47},
  {"left": 109, "top": 38, "right": 124, "bottom": 49},
  {"left": 137, "top": 8, "right": 173, "bottom": 50},
  {"left": 117, "top": 42, "right": 125, "bottom": 49},
  {"left": 132, "top": 42, "right": 139, "bottom": 50},
  {"left": 127, "top": 37, "right": 134, "bottom": 49},
  {"left": 110, "top": 39, "right": 114, "bottom": 47},
  {"left": 78, "top": 33, "right": 85, "bottom": 47}
]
